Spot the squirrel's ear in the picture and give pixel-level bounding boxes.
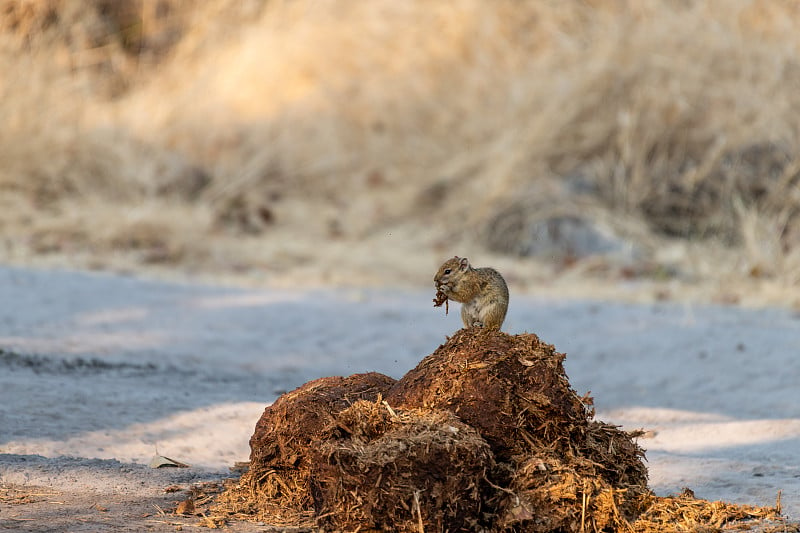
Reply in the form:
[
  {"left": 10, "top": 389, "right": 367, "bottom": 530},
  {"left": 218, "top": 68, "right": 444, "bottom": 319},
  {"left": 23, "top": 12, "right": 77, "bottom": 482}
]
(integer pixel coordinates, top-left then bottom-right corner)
[{"left": 459, "top": 257, "right": 470, "bottom": 271}]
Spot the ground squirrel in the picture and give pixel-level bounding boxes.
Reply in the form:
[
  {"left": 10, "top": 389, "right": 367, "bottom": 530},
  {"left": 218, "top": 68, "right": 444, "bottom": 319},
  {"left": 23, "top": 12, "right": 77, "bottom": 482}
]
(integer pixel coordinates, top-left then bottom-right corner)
[{"left": 433, "top": 256, "right": 509, "bottom": 330}]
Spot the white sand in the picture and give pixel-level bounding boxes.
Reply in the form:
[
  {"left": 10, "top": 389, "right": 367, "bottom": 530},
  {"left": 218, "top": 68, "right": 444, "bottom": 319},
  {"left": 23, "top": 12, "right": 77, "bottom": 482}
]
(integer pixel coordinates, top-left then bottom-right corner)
[{"left": 1, "top": 265, "right": 798, "bottom": 528}]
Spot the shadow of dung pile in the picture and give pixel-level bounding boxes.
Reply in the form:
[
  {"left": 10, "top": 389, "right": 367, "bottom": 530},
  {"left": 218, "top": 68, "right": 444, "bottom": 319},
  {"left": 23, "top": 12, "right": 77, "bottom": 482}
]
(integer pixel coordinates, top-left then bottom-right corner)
[{"left": 212, "top": 329, "right": 783, "bottom": 532}]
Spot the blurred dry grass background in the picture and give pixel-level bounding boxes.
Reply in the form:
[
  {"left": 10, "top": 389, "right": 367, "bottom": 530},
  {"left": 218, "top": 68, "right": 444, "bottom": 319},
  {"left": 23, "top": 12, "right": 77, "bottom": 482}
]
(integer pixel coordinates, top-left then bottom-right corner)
[{"left": 3, "top": 0, "right": 800, "bottom": 302}]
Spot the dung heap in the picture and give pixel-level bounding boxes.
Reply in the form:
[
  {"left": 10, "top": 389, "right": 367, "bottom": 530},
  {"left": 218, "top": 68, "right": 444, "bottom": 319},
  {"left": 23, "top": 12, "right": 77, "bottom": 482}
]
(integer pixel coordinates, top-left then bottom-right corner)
[{"left": 213, "top": 329, "right": 783, "bottom": 532}]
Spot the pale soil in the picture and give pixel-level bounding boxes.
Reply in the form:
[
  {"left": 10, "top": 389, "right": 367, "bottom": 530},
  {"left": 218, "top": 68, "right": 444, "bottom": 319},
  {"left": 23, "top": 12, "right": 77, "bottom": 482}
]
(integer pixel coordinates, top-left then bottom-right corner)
[
  {"left": 0, "top": 462, "right": 232, "bottom": 533},
  {"left": 1, "top": 265, "right": 799, "bottom": 531}
]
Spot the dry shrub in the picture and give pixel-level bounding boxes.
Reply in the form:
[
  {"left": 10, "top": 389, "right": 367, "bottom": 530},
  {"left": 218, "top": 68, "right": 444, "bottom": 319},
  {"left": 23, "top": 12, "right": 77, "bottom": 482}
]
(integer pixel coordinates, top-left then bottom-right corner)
[
  {"left": 0, "top": 0, "right": 259, "bottom": 268},
  {"left": 0, "top": 0, "right": 212, "bottom": 85},
  {"left": 151, "top": 0, "right": 800, "bottom": 234},
  {"left": 6, "top": 1, "right": 800, "bottom": 287}
]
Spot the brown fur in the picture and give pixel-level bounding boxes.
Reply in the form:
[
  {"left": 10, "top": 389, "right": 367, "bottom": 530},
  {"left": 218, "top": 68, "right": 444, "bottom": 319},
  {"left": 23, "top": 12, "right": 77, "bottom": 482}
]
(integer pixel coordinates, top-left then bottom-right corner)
[{"left": 434, "top": 256, "right": 509, "bottom": 330}]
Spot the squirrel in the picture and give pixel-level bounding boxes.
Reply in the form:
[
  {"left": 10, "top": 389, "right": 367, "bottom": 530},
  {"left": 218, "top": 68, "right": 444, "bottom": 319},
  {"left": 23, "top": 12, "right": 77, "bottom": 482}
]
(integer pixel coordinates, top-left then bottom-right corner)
[{"left": 433, "top": 256, "right": 509, "bottom": 330}]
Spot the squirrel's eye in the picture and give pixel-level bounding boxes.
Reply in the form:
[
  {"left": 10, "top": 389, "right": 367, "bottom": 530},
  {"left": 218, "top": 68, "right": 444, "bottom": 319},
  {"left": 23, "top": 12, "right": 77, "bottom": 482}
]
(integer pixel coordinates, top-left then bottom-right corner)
[{"left": 444, "top": 269, "right": 451, "bottom": 275}]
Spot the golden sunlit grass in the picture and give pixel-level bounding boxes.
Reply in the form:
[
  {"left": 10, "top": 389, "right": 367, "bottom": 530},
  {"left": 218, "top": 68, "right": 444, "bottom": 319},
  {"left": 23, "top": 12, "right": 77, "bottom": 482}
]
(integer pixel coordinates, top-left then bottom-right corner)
[{"left": 3, "top": 0, "right": 800, "bottom": 299}]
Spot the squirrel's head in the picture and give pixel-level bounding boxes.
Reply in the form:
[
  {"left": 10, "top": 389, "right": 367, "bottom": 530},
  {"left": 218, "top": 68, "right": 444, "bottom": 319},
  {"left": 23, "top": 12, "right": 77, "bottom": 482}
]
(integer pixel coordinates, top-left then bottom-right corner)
[{"left": 434, "top": 256, "right": 471, "bottom": 288}]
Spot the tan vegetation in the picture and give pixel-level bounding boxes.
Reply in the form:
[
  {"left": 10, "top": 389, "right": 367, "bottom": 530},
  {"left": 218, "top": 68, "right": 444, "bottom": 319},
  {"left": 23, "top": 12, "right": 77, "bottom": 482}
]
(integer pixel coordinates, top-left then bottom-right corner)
[{"left": 3, "top": 0, "right": 800, "bottom": 302}]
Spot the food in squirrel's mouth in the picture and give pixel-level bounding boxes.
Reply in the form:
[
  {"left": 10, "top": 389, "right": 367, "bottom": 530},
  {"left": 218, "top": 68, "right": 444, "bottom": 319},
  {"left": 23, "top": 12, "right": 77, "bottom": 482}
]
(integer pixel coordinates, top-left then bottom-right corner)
[{"left": 433, "top": 289, "right": 449, "bottom": 315}]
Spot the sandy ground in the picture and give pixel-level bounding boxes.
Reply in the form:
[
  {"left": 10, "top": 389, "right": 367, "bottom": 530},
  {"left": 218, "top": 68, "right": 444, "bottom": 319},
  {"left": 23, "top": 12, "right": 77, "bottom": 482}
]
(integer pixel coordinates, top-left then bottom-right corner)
[{"left": 1, "top": 265, "right": 799, "bottom": 531}]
